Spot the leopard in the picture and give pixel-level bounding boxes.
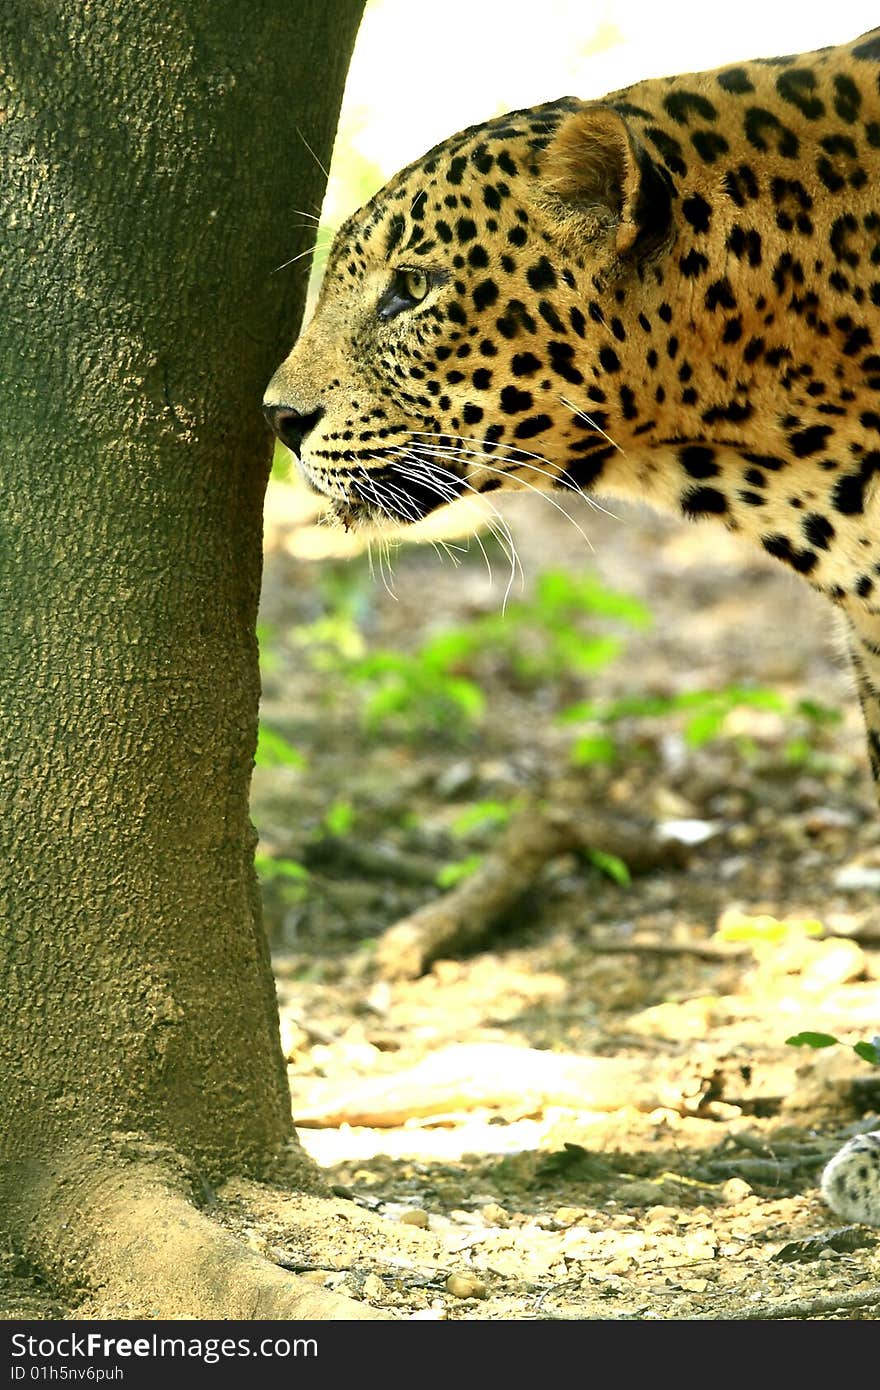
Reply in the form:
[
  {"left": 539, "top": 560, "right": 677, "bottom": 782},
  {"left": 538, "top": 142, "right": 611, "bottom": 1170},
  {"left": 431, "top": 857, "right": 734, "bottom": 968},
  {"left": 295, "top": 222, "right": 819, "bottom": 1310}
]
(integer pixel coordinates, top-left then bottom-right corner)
[{"left": 264, "top": 29, "right": 880, "bottom": 1227}]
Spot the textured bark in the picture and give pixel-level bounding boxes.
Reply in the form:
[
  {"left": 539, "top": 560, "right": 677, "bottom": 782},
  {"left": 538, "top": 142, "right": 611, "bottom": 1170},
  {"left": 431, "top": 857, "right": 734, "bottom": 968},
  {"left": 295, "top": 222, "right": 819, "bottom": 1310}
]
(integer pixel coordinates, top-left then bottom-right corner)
[{"left": 0, "top": 0, "right": 366, "bottom": 1315}]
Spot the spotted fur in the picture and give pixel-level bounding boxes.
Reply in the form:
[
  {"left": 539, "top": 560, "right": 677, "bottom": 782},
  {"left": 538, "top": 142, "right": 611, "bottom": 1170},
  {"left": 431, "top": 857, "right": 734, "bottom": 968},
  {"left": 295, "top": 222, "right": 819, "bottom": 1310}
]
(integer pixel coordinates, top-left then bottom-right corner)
[
  {"left": 265, "top": 29, "right": 880, "bottom": 799},
  {"left": 821, "top": 1129, "right": 880, "bottom": 1226}
]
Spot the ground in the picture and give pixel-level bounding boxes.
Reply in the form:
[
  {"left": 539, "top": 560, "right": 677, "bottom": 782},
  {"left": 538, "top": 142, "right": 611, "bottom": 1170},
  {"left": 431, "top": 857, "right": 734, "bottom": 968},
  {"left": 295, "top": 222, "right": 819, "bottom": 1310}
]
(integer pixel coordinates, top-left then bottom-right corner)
[{"left": 3, "top": 482, "right": 878, "bottom": 1320}]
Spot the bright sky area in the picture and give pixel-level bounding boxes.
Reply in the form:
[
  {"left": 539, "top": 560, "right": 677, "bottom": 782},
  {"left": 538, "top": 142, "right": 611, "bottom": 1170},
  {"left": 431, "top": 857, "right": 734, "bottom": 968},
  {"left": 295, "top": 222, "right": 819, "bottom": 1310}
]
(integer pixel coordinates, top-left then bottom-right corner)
[{"left": 319, "top": 0, "right": 880, "bottom": 231}]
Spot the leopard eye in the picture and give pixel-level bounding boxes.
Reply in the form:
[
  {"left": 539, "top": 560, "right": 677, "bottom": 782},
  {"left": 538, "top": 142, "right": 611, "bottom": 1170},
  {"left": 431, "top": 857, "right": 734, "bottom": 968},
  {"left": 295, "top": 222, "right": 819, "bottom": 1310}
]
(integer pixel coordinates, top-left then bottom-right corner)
[
  {"left": 402, "top": 269, "right": 429, "bottom": 302},
  {"left": 378, "top": 267, "right": 435, "bottom": 321}
]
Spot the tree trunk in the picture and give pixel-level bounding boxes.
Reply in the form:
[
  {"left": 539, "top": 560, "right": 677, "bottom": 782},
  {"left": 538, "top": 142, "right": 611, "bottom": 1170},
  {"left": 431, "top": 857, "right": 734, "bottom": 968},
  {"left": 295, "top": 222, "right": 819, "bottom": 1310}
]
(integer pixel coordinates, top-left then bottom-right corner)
[{"left": 0, "top": 0, "right": 369, "bottom": 1318}]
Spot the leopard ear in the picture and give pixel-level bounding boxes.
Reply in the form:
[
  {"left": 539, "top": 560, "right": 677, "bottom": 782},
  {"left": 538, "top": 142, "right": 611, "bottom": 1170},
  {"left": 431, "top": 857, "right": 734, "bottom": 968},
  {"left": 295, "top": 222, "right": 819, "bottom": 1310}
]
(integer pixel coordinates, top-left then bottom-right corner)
[{"left": 537, "top": 105, "right": 674, "bottom": 265}]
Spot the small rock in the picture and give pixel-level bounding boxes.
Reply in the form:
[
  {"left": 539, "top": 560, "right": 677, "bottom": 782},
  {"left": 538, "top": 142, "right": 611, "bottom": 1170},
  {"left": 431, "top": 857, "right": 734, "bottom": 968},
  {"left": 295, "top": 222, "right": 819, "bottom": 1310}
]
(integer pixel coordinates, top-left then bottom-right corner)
[
  {"left": 728, "top": 824, "right": 757, "bottom": 848},
  {"left": 445, "top": 1272, "right": 488, "bottom": 1299},
  {"left": 362, "top": 1274, "right": 387, "bottom": 1303},
  {"left": 799, "top": 938, "right": 865, "bottom": 990},
  {"left": 278, "top": 1015, "right": 308, "bottom": 1060},
  {"left": 804, "top": 806, "right": 855, "bottom": 834},
  {"left": 656, "top": 818, "right": 720, "bottom": 846},
  {"left": 721, "top": 1178, "right": 753, "bottom": 1204},
  {"left": 298, "top": 1269, "right": 331, "bottom": 1285},
  {"left": 436, "top": 760, "right": 476, "bottom": 797},
  {"left": 644, "top": 1205, "right": 677, "bottom": 1233},
  {"left": 834, "top": 864, "right": 880, "bottom": 892},
  {"left": 397, "top": 1208, "right": 429, "bottom": 1228},
  {"left": 651, "top": 787, "right": 696, "bottom": 819},
  {"left": 680, "top": 1277, "right": 709, "bottom": 1293},
  {"left": 552, "top": 1206, "right": 585, "bottom": 1227},
  {"left": 480, "top": 1202, "right": 510, "bottom": 1227},
  {"left": 683, "top": 1235, "right": 717, "bottom": 1261}
]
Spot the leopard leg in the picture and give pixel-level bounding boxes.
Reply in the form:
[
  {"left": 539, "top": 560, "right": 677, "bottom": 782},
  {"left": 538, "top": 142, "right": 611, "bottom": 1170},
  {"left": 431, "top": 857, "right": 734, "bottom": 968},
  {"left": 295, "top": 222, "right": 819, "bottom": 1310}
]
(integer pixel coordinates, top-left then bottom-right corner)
[{"left": 845, "top": 611, "right": 880, "bottom": 802}]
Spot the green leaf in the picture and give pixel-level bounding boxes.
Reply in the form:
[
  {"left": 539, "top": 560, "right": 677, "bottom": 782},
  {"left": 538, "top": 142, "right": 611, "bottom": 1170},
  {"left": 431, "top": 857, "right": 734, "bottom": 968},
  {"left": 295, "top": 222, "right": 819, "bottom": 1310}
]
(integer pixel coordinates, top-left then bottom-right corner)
[
  {"left": 560, "top": 632, "right": 622, "bottom": 672},
  {"left": 451, "top": 800, "right": 513, "bottom": 836},
  {"left": 571, "top": 733, "right": 617, "bottom": 765},
  {"left": 853, "top": 1040, "right": 880, "bottom": 1065},
  {"left": 270, "top": 440, "right": 293, "bottom": 481},
  {"left": 255, "top": 856, "right": 309, "bottom": 882},
  {"left": 443, "top": 677, "right": 485, "bottom": 721},
  {"left": 784, "top": 736, "right": 812, "bottom": 765},
  {"left": 324, "top": 800, "right": 355, "bottom": 835},
  {"left": 255, "top": 725, "right": 306, "bottom": 769},
  {"left": 535, "top": 571, "right": 651, "bottom": 626},
  {"left": 685, "top": 708, "right": 726, "bottom": 747},
  {"left": 436, "top": 854, "right": 483, "bottom": 889},
  {"left": 588, "top": 849, "right": 631, "bottom": 886},
  {"left": 796, "top": 698, "right": 842, "bottom": 726},
  {"left": 785, "top": 1031, "right": 840, "bottom": 1050},
  {"left": 421, "top": 629, "right": 480, "bottom": 669}
]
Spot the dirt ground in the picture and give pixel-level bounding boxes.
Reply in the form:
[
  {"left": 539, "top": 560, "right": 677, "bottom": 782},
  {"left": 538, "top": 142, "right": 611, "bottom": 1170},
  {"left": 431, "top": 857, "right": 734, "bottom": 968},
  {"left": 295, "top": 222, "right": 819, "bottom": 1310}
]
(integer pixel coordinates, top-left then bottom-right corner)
[
  {"left": 242, "top": 482, "right": 880, "bottom": 1321},
  {"left": 3, "top": 482, "right": 878, "bottom": 1321}
]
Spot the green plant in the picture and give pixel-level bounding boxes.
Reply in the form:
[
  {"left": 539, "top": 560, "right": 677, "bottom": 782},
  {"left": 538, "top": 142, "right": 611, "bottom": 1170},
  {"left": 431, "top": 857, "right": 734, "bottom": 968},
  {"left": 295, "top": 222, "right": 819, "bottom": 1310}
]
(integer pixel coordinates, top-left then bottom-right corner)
[
  {"left": 348, "top": 568, "right": 650, "bottom": 737},
  {"left": 786, "top": 1031, "right": 880, "bottom": 1066},
  {"left": 450, "top": 800, "right": 517, "bottom": 836},
  {"left": 323, "top": 799, "right": 356, "bottom": 835},
  {"left": 560, "top": 685, "right": 840, "bottom": 767},
  {"left": 253, "top": 854, "right": 310, "bottom": 907},
  {"left": 255, "top": 723, "right": 307, "bottom": 769},
  {"left": 436, "top": 854, "right": 484, "bottom": 889}
]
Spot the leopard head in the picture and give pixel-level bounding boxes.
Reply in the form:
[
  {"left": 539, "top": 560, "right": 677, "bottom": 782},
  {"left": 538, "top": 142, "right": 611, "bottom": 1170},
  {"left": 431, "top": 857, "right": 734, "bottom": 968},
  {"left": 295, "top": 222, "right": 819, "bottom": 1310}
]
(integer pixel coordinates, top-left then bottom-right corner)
[{"left": 264, "top": 100, "right": 674, "bottom": 531}]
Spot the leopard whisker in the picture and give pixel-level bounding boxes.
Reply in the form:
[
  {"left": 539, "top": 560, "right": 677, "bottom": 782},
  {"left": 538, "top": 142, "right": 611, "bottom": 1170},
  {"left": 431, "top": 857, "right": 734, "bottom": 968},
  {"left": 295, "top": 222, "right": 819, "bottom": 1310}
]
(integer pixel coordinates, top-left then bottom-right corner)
[
  {"left": 404, "top": 429, "right": 618, "bottom": 517},
  {"left": 359, "top": 469, "right": 423, "bottom": 529},
  {"left": 402, "top": 444, "right": 596, "bottom": 556},
  {"left": 557, "top": 396, "right": 627, "bottom": 456},
  {"left": 397, "top": 467, "right": 516, "bottom": 607},
  {"left": 295, "top": 125, "right": 331, "bottom": 181},
  {"left": 271, "top": 239, "right": 334, "bottom": 275},
  {"left": 391, "top": 452, "right": 522, "bottom": 607},
  {"left": 288, "top": 207, "right": 326, "bottom": 223}
]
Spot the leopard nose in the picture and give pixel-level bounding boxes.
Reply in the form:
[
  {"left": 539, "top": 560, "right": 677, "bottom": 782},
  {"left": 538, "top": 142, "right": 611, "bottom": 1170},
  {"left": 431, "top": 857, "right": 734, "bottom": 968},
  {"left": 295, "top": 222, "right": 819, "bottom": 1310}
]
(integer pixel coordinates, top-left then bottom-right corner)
[{"left": 262, "top": 402, "right": 325, "bottom": 456}]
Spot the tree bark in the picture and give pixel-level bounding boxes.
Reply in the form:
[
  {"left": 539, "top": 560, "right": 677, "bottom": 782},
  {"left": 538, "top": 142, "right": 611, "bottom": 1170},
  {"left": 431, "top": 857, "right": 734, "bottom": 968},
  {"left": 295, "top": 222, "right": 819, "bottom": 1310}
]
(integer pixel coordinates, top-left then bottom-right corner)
[{"left": 0, "top": 0, "right": 369, "bottom": 1318}]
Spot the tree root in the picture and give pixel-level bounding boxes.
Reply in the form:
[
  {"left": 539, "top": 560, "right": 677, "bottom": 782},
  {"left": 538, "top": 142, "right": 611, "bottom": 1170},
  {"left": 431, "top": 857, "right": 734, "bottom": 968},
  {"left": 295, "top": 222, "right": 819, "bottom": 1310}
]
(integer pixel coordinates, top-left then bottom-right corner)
[
  {"left": 376, "top": 801, "right": 688, "bottom": 980},
  {"left": 17, "top": 1148, "right": 390, "bottom": 1320}
]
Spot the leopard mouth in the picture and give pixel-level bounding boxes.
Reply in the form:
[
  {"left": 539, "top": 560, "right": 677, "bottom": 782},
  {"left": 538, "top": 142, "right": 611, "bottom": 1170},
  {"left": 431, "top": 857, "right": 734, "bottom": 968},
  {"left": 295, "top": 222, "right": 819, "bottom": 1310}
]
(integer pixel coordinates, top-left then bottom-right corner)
[
  {"left": 349, "top": 463, "right": 465, "bottom": 527},
  {"left": 301, "top": 458, "right": 466, "bottom": 532},
  {"left": 326, "top": 493, "right": 390, "bottom": 532}
]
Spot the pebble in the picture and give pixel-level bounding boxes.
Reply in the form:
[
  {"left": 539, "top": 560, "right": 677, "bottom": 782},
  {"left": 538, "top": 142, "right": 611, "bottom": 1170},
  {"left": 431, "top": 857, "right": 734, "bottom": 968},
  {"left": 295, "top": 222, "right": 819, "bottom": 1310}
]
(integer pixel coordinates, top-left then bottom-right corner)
[
  {"left": 362, "top": 1274, "right": 387, "bottom": 1303},
  {"left": 834, "top": 864, "right": 880, "bottom": 891},
  {"left": 397, "top": 1208, "right": 430, "bottom": 1228},
  {"left": 436, "top": 760, "right": 477, "bottom": 797},
  {"left": 804, "top": 806, "right": 856, "bottom": 833},
  {"left": 480, "top": 1202, "right": 510, "bottom": 1227},
  {"left": 721, "top": 1178, "right": 753, "bottom": 1204},
  {"left": 445, "top": 1272, "right": 488, "bottom": 1300},
  {"left": 552, "top": 1206, "right": 585, "bottom": 1228},
  {"left": 656, "top": 818, "right": 720, "bottom": 846}
]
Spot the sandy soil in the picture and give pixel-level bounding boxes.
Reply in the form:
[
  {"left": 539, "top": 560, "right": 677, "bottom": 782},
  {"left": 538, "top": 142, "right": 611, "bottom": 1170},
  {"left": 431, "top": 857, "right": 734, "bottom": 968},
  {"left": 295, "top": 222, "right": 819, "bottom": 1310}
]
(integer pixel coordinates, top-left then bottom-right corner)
[{"left": 243, "top": 483, "right": 880, "bottom": 1320}]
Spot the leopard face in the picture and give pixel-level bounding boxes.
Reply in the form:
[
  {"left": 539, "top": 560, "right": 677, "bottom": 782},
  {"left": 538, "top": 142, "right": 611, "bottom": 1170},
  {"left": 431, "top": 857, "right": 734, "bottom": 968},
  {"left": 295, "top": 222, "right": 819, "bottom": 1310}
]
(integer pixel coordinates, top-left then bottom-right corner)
[{"left": 263, "top": 96, "right": 680, "bottom": 531}]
